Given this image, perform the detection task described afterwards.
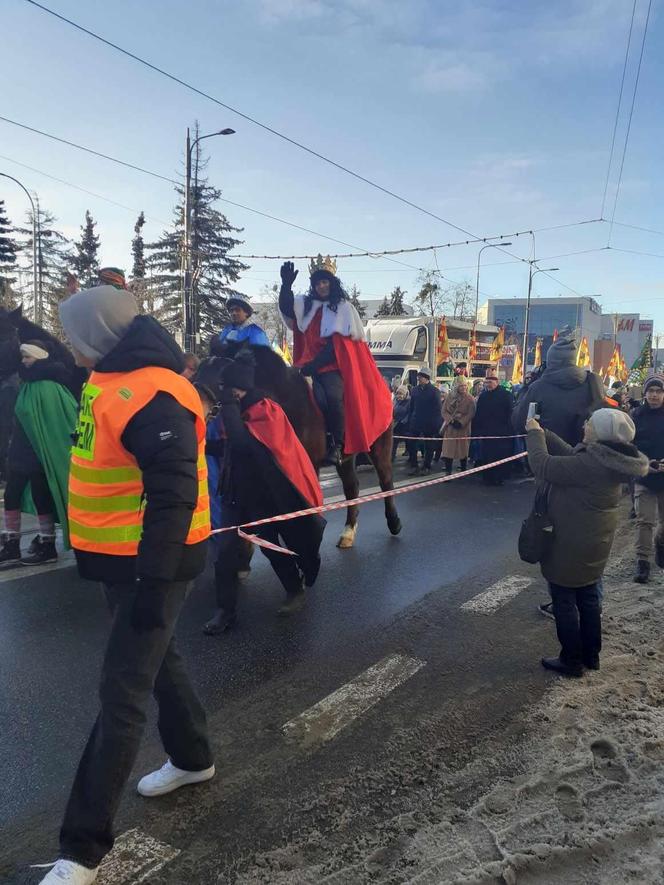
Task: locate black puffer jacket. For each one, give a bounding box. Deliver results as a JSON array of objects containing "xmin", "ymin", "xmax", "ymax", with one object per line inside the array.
[
  {"xmin": 632, "ymin": 403, "xmax": 664, "ymax": 491},
  {"xmin": 73, "ymin": 315, "xmax": 207, "ymax": 585}
]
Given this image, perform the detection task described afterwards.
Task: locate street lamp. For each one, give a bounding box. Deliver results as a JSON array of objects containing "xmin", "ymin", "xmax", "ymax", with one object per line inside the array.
[
  {"xmin": 474, "ymin": 241, "xmax": 512, "ymax": 325},
  {"xmin": 522, "ymin": 264, "xmax": 559, "ymax": 383},
  {"xmin": 0, "ymin": 172, "xmax": 40, "ymax": 322},
  {"xmin": 182, "ymin": 126, "xmax": 236, "ymax": 352},
  {"xmin": 471, "ymin": 241, "xmax": 512, "ymax": 376}
]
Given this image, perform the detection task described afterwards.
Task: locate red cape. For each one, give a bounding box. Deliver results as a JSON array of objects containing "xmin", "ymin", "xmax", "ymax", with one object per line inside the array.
[
  {"xmin": 244, "ymin": 398, "xmax": 323, "ymax": 508},
  {"xmin": 332, "ymin": 335, "xmax": 393, "ymax": 454}
]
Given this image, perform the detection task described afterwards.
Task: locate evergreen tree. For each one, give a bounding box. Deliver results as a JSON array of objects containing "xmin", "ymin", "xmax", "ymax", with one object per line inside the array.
[
  {"xmin": 16, "ymin": 206, "xmax": 73, "ymax": 332},
  {"xmin": 389, "ymin": 285, "xmax": 407, "ymax": 316},
  {"xmin": 375, "ymin": 296, "xmax": 391, "ymax": 317},
  {"xmin": 0, "ymin": 200, "xmax": 20, "ymax": 306},
  {"xmin": 146, "ymin": 131, "xmax": 247, "ymax": 343},
  {"xmin": 131, "ymin": 211, "xmax": 146, "ymax": 280},
  {"xmin": 348, "ymin": 283, "xmax": 366, "ymax": 319},
  {"xmin": 73, "ymin": 210, "xmax": 100, "ymax": 287}
]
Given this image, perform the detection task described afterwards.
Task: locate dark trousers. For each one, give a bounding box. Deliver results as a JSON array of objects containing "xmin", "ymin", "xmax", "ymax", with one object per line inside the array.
[
  {"xmin": 313, "ymin": 371, "xmax": 345, "ymax": 443},
  {"xmin": 215, "ymin": 506, "xmax": 303, "ymax": 614},
  {"xmin": 4, "ymin": 468, "xmax": 55, "ymax": 513},
  {"xmin": 60, "ymin": 582, "xmax": 212, "ymax": 868},
  {"xmin": 443, "ymin": 457, "xmax": 467, "ymax": 474},
  {"xmin": 408, "ymin": 433, "xmax": 436, "ymax": 469},
  {"xmin": 549, "ymin": 582, "xmax": 602, "ymax": 668}
]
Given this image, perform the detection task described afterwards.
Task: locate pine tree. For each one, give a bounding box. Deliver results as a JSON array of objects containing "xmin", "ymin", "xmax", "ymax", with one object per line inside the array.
[
  {"xmin": 0, "ymin": 200, "xmax": 20, "ymax": 307},
  {"xmin": 375, "ymin": 296, "xmax": 391, "ymax": 317},
  {"xmin": 389, "ymin": 285, "xmax": 407, "ymax": 316},
  {"xmin": 16, "ymin": 205, "xmax": 73, "ymax": 332},
  {"xmin": 73, "ymin": 210, "xmax": 100, "ymax": 287},
  {"xmin": 348, "ymin": 283, "xmax": 366, "ymax": 319},
  {"xmin": 146, "ymin": 131, "xmax": 247, "ymax": 344},
  {"xmin": 131, "ymin": 211, "xmax": 146, "ymax": 280}
]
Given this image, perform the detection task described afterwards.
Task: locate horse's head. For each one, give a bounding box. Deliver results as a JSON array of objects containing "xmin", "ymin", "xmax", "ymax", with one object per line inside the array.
[{"xmin": 0, "ymin": 307, "xmax": 23, "ymax": 379}]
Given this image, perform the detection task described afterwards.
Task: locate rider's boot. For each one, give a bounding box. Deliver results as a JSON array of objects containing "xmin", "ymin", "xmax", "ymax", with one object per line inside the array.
[{"xmin": 322, "ymin": 435, "xmax": 342, "ymax": 467}]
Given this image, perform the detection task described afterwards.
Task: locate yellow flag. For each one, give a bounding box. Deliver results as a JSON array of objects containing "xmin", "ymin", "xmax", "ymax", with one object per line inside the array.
[
  {"xmin": 606, "ymin": 345, "xmax": 621, "ymax": 378},
  {"xmin": 489, "ymin": 326, "xmax": 505, "ymax": 363},
  {"xmin": 512, "ymin": 348, "xmax": 523, "ymax": 383},
  {"xmin": 576, "ymin": 337, "xmax": 591, "ymax": 368},
  {"xmin": 534, "ymin": 338, "xmax": 542, "ymax": 368},
  {"xmin": 437, "ymin": 317, "xmax": 450, "ymax": 363},
  {"xmin": 282, "ymin": 338, "xmax": 293, "ymax": 366}
]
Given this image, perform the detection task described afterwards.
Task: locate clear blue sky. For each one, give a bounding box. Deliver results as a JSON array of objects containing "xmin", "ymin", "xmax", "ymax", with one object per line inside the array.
[{"xmin": 2, "ymin": 0, "xmax": 663, "ymax": 325}]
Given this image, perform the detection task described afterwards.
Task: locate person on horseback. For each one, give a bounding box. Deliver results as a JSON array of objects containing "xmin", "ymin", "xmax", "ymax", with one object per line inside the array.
[
  {"xmin": 279, "ymin": 255, "xmax": 392, "ymax": 466},
  {"xmin": 217, "ymin": 297, "xmax": 270, "ymax": 349},
  {"xmin": 204, "ymin": 352, "xmax": 325, "ymax": 634}
]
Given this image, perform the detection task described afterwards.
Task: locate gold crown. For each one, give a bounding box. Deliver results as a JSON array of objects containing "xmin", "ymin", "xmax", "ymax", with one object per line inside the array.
[{"xmin": 309, "ymin": 253, "xmax": 337, "ymax": 276}]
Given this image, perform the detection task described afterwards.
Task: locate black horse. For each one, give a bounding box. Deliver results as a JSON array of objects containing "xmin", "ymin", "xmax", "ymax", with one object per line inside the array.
[{"xmin": 197, "ymin": 342, "xmax": 401, "ymax": 547}]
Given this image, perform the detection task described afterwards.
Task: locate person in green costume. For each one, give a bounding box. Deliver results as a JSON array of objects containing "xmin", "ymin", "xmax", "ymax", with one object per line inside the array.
[{"xmin": 0, "ymin": 340, "xmax": 78, "ymax": 568}]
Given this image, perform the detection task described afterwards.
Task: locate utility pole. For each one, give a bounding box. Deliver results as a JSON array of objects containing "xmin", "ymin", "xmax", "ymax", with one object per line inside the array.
[
  {"xmin": 180, "ymin": 125, "xmax": 235, "ymax": 352},
  {"xmin": 522, "ymin": 263, "xmax": 558, "ymax": 384},
  {"xmin": 472, "ymin": 240, "xmax": 511, "ymax": 377},
  {"xmin": 0, "ymin": 173, "xmax": 38, "ymax": 318}
]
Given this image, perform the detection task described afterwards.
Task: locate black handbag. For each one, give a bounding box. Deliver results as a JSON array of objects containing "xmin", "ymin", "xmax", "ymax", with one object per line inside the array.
[{"xmin": 518, "ymin": 483, "xmax": 553, "ymax": 564}]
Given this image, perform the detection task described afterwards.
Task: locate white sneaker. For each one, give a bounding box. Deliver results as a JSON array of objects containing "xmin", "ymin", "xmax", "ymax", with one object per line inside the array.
[
  {"xmin": 137, "ymin": 759, "xmax": 215, "ymax": 797},
  {"xmin": 36, "ymin": 859, "xmax": 99, "ymax": 883}
]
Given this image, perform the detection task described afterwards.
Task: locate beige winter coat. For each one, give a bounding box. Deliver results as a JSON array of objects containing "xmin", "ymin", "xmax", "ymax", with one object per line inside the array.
[{"xmin": 442, "ymin": 391, "xmax": 476, "ymax": 460}]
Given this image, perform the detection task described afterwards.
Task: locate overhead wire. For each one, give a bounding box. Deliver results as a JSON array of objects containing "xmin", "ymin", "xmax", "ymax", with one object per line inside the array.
[
  {"xmin": 21, "ymin": 0, "xmax": 591, "ymax": 297},
  {"xmin": 600, "ymin": 0, "xmax": 637, "ymax": 218},
  {"xmin": 607, "ymin": 0, "xmax": 653, "ymax": 245}
]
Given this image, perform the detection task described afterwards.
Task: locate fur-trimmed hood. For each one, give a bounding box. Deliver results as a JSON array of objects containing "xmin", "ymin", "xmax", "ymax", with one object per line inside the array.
[{"xmin": 583, "ymin": 440, "xmax": 649, "ymax": 479}]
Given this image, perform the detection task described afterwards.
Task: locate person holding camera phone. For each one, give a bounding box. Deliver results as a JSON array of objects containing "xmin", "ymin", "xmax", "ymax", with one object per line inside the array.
[{"xmin": 631, "ymin": 376, "xmax": 664, "ymax": 583}]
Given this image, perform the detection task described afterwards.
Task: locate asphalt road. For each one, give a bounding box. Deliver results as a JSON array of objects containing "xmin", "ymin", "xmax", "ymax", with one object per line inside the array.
[{"xmin": 0, "ymin": 460, "xmax": 559, "ymax": 884}]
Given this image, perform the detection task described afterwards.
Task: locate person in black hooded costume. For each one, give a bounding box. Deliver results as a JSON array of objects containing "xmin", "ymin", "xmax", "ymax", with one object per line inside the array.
[{"xmin": 203, "ymin": 353, "xmax": 326, "ymax": 635}]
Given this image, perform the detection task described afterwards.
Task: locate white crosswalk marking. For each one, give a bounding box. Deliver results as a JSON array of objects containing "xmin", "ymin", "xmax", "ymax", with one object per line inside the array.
[
  {"xmin": 461, "ymin": 575, "xmax": 534, "ymax": 614},
  {"xmin": 282, "ymin": 653, "xmax": 425, "ymax": 748}
]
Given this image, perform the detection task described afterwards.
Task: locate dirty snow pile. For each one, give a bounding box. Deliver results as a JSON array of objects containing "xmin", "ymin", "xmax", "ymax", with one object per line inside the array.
[{"xmin": 236, "ymin": 546, "xmax": 664, "ymax": 884}]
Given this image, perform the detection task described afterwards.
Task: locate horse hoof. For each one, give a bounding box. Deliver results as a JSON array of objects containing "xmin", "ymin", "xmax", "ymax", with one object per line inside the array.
[
  {"xmin": 337, "ymin": 525, "xmax": 357, "ymax": 549},
  {"xmin": 388, "ymin": 517, "xmax": 402, "ymax": 536}
]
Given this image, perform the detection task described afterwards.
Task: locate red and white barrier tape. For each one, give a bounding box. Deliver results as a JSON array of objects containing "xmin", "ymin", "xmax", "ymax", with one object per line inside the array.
[
  {"xmin": 394, "ymin": 433, "xmax": 527, "ymax": 442},
  {"xmin": 211, "ymin": 451, "xmax": 527, "ymax": 552}
]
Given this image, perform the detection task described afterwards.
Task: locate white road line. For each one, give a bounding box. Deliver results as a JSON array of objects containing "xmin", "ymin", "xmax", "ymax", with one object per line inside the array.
[
  {"xmin": 282, "ymin": 653, "xmax": 425, "ymax": 748},
  {"xmin": 461, "ymin": 575, "xmax": 534, "ymax": 614},
  {"xmin": 96, "ymin": 828, "xmax": 180, "ymax": 884}
]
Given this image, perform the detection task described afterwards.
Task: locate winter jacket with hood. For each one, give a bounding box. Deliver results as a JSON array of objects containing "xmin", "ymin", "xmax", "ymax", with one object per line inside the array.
[
  {"xmin": 73, "ymin": 315, "xmax": 207, "ymax": 586},
  {"xmin": 527, "ymin": 428, "xmax": 649, "ymax": 587},
  {"xmin": 513, "ymin": 334, "xmax": 605, "ymax": 445}
]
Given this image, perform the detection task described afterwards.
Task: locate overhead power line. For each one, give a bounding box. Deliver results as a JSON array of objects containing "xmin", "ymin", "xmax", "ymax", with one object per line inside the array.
[
  {"xmin": 600, "ymin": 0, "xmax": 638, "ymax": 218},
  {"xmin": 21, "ymin": 0, "xmax": 590, "ymax": 298},
  {"xmin": 608, "ymin": 0, "xmax": 653, "ymax": 244}
]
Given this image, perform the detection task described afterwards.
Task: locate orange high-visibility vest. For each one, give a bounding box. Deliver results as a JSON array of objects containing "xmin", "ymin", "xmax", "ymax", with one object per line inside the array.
[{"xmin": 68, "ymin": 366, "xmax": 210, "ymax": 556}]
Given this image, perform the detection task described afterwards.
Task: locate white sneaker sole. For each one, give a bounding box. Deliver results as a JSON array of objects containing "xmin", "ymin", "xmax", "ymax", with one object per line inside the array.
[{"xmin": 137, "ymin": 765, "xmax": 215, "ymax": 797}]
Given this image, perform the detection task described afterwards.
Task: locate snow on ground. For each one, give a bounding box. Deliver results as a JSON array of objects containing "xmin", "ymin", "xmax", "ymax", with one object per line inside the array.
[{"xmin": 234, "ymin": 524, "xmax": 664, "ymax": 884}]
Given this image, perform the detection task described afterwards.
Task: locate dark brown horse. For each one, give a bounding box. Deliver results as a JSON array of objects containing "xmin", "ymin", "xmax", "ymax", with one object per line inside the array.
[{"xmin": 197, "ymin": 343, "xmax": 401, "ymax": 547}]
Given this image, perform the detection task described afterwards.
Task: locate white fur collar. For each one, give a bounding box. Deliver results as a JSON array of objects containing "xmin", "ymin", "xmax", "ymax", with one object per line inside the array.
[{"xmin": 282, "ymin": 297, "xmax": 365, "ymax": 341}]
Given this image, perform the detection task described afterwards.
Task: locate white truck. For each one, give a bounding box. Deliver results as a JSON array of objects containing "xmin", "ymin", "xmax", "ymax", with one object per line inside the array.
[{"xmin": 365, "ymin": 315, "xmax": 499, "ymax": 388}]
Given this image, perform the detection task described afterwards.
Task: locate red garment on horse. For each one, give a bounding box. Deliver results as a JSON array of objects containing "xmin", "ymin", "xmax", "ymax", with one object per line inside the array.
[
  {"xmin": 292, "ymin": 310, "xmax": 337, "ymax": 374},
  {"xmin": 244, "ymin": 398, "xmax": 323, "ymax": 508},
  {"xmin": 332, "ymin": 335, "xmax": 393, "ymax": 455}
]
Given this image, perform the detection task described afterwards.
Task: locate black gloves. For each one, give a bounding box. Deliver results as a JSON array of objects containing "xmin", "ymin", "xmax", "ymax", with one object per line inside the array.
[
  {"xmin": 300, "ymin": 362, "xmax": 315, "ymax": 377},
  {"xmin": 280, "ymin": 260, "xmax": 298, "ymax": 287},
  {"xmin": 131, "ymin": 579, "xmax": 169, "ymax": 633},
  {"xmin": 452, "ymin": 420, "xmax": 462, "ymax": 429}
]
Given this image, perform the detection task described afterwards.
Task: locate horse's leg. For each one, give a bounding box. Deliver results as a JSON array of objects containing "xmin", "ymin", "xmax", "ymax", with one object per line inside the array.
[
  {"xmin": 369, "ymin": 426, "xmax": 402, "ymax": 536},
  {"xmin": 336, "ymin": 455, "xmax": 359, "ymax": 548}
]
